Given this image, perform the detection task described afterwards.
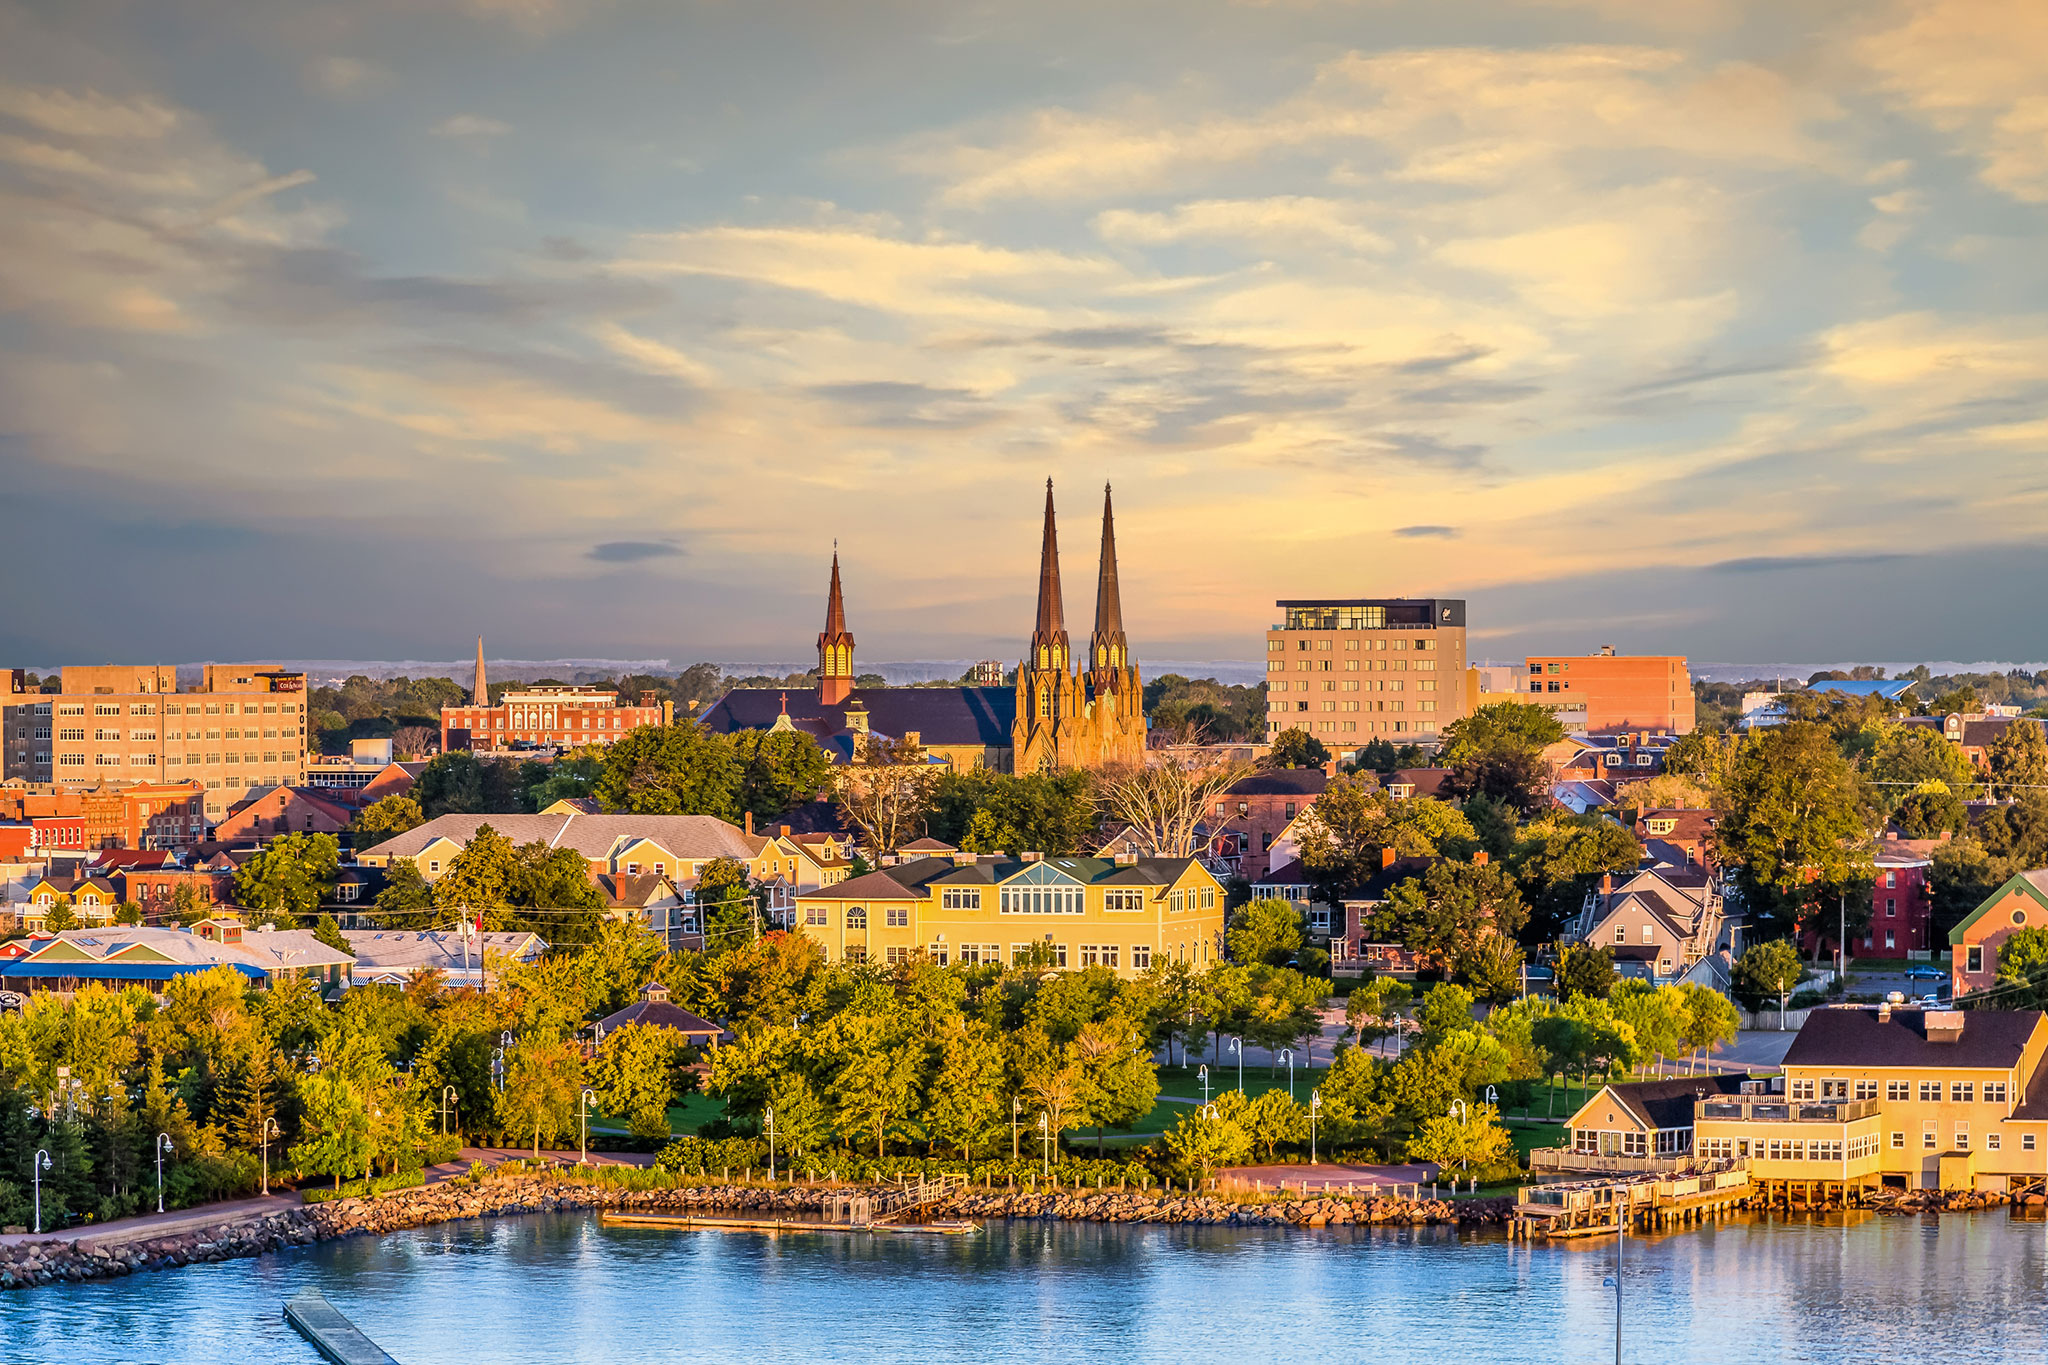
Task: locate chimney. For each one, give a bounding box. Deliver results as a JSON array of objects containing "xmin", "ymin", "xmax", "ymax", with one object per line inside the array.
[
  {"xmin": 780, "ymin": 825, "xmax": 791, "ymax": 837},
  {"xmin": 1472, "ymin": 851, "xmax": 1489, "ymax": 866},
  {"xmin": 1601, "ymin": 872, "xmax": 1613, "ymax": 895},
  {"xmin": 1022, "ymin": 851, "xmax": 1042, "ymax": 862},
  {"xmin": 1877, "ymin": 998, "xmax": 1892, "ymax": 1023},
  {"xmin": 1381, "ymin": 847, "xmax": 1397, "ymax": 870},
  {"xmin": 1115, "ymin": 851, "xmax": 1139, "ymax": 866},
  {"xmin": 1924, "ymin": 1010, "xmax": 1965, "ymax": 1042},
  {"xmin": 744, "ymin": 811, "xmax": 754, "ymax": 836}
]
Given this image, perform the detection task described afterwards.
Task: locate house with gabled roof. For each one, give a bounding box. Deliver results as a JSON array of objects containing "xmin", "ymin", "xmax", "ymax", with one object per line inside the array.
[
  {"xmin": 1570, "ymin": 863, "xmax": 1735, "ymax": 987},
  {"xmin": 17, "ymin": 874, "xmax": 122, "ymax": 931},
  {"xmin": 0, "ymin": 924, "xmax": 353, "ymax": 993}
]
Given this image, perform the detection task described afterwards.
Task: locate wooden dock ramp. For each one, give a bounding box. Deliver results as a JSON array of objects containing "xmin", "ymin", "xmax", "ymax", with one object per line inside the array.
[{"xmin": 284, "ymin": 1288, "xmax": 401, "ymax": 1365}]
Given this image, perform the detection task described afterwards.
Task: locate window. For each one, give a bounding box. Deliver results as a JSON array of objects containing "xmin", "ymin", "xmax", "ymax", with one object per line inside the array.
[
  {"xmin": 1855, "ymin": 1080, "xmax": 1879, "ymax": 1100},
  {"xmin": 1614, "ymin": 924, "xmax": 1626, "ymax": 943},
  {"xmin": 627, "ymin": 862, "xmax": 640, "ymax": 875},
  {"xmin": 845, "ymin": 907, "xmax": 867, "ymax": 929},
  {"xmin": 885, "ymin": 946, "xmax": 911, "ymax": 965},
  {"xmin": 1642, "ymin": 924, "xmax": 1654, "ymax": 943},
  {"xmin": 1886, "ymin": 899, "xmax": 1896, "ymax": 916},
  {"xmin": 1890, "ymin": 1131, "xmax": 1904, "ymax": 1149},
  {"xmin": 1132, "ymin": 944, "xmax": 1151, "ymax": 970},
  {"xmin": 2027, "ymin": 1134, "xmax": 2038, "ymax": 1152},
  {"xmin": 1790, "ymin": 1079, "xmax": 1816, "ymax": 1100},
  {"xmin": 1987, "ymin": 1132, "xmax": 2001, "ymax": 1151},
  {"xmin": 1952, "ymin": 1082, "xmax": 1974, "ymax": 1102},
  {"xmin": 1821, "ymin": 1079, "xmax": 1848, "ymax": 1099},
  {"xmin": 806, "ymin": 906, "xmax": 827, "ymax": 925},
  {"xmin": 1098, "ymin": 945, "xmax": 1119, "ymax": 968},
  {"xmin": 1922, "ymin": 1126, "xmax": 1936, "ymax": 1149},
  {"xmin": 1918, "ymin": 1081, "xmax": 1940, "ymax": 1102},
  {"xmin": 928, "ymin": 943, "xmax": 948, "ymax": 966},
  {"xmin": 886, "ymin": 906, "xmax": 909, "ymax": 927},
  {"xmin": 1986, "ymin": 1082, "xmax": 2008, "ymax": 1104},
  {"xmin": 843, "ymin": 946, "xmax": 867, "ymax": 964},
  {"xmin": 941, "ymin": 887, "xmax": 980, "ymax": 911},
  {"xmin": 1955, "ymin": 1127, "xmax": 1969, "ymax": 1151},
  {"xmin": 1967, "ymin": 945, "xmax": 1983, "ymax": 973}
]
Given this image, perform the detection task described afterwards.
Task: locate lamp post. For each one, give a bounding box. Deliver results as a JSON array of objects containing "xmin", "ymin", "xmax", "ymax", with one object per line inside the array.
[
  {"xmin": 1603, "ymin": 1200, "xmax": 1625, "ymax": 1365},
  {"xmin": 1196, "ymin": 1064, "xmax": 1210, "ymax": 1107},
  {"xmin": 261, "ymin": 1117, "xmax": 280, "ymax": 1197},
  {"xmin": 1309, "ymin": 1090, "xmax": 1322, "ymax": 1165},
  {"xmin": 32, "ymin": 1149, "xmax": 51, "ymax": 1234},
  {"xmin": 1038, "ymin": 1112, "xmax": 1050, "ymax": 1175},
  {"xmin": 765, "ymin": 1106, "xmax": 777, "ymax": 1182},
  {"xmin": 156, "ymin": 1132, "xmax": 174, "ymax": 1213},
  {"xmin": 1012, "ymin": 1096, "xmax": 1022, "ymax": 1162},
  {"xmin": 579, "ymin": 1089, "xmax": 597, "ymax": 1164},
  {"xmin": 441, "ymin": 1085, "xmax": 458, "ymax": 1136},
  {"xmin": 1228, "ymin": 1036, "xmax": 1243, "ymax": 1093},
  {"xmin": 492, "ymin": 1047, "xmax": 506, "ymax": 1092},
  {"xmin": 1279, "ymin": 1048, "xmax": 1296, "ymax": 1102}
]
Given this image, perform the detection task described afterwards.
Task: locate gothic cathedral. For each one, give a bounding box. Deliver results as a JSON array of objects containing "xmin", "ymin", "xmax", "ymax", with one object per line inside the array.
[{"xmin": 1011, "ymin": 481, "xmax": 1147, "ymax": 771}]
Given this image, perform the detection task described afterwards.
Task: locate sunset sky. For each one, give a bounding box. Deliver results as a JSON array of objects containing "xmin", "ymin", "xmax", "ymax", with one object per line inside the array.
[{"xmin": 2, "ymin": 0, "xmax": 2045, "ymax": 669}]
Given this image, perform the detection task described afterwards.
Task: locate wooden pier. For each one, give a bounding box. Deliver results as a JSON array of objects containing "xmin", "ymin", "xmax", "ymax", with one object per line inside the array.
[{"xmin": 1511, "ymin": 1160, "xmax": 1751, "ymax": 1240}]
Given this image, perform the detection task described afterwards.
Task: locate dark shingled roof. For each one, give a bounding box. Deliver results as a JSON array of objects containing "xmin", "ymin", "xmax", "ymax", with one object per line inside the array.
[
  {"xmin": 595, "ymin": 998, "xmax": 723, "ymax": 1041},
  {"xmin": 697, "ymin": 687, "xmax": 1016, "ymax": 749},
  {"xmin": 1227, "ymin": 769, "xmax": 1330, "ymax": 797},
  {"xmin": 1336, "ymin": 855, "xmax": 1438, "ymax": 903},
  {"xmin": 1588, "ymin": 1074, "xmax": 1753, "ymax": 1131},
  {"xmin": 1783, "ymin": 1007, "xmax": 2042, "ymax": 1071}
]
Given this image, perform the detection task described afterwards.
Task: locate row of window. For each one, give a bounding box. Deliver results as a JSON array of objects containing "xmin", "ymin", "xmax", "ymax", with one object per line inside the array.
[
  {"xmin": 1276, "ymin": 629, "xmax": 1439, "ymax": 649},
  {"xmin": 1283, "ymin": 720, "xmax": 1438, "ymax": 734},
  {"xmin": 1271, "ymin": 680, "xmax": 1435, "ymax": 693},
  {"xmin": 848, "ymin": 942, "xmax": 1166, "ymax": 971},
  {"xmin": 1792, "ymin": 1078, "xmax": 2010, "ymax": 1104},
  {"xmin": 1271, "ymin": 658, "xmax": 1439, "ymax": 674},
  {"xmin": 55, "ymin": 701, "xmax": 295, "ymax": 717}
]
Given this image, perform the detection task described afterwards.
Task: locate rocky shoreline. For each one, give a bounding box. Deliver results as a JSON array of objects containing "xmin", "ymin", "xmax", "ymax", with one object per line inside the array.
[{"xmin": 1, "ymin": 1174, "xmax": 2036, "ymax": 1292}]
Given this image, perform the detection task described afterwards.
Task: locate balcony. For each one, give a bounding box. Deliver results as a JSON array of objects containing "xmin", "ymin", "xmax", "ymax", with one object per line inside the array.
[
  {"xmin": 1696, "ymin": 1097, "xmax": 1880, "ymax": 1123},
  {"xmin": 1530, "ymin": 1149, "xmax": 1717, "ymax": 1177}
]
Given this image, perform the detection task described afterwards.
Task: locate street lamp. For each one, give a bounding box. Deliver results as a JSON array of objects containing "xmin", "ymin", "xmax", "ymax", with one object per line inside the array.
[
  {"xmin": 1309, "ymin": 1090, "xmax": 1322, "ymax": 1165},
  {"xmin": 441, "ymin": 1085, "xmax": 458, "ymax": 1136},
  {"xmin": 1012, "ymin": 1096, "xmax": 1022, "ymax": 1162},
  {"xmin": 1228, "ymin": 1036, "xmax": 1243, "ymax": 1093},
  {"xmin": 1603, "ymin": 1201, "xmax": 1626, "ymax": 1365},
  {"xmin": 1448, "ymin": 1100, "xmax": 1469, "ymax": 1185},
  {"xmin": 1038, "ymin": 1112, "xmax": 1051, "ymax": 1175},
  {"xmin": 765, "ymin": 1106, "xmax": 777, "ymax": 1182},
  {"xmin": 1279, "ymin": 1048, "xmax": 1296, "ymax": 1102},
  {"xmin": 156, "ymin": 1132, "xmax": 174, "ymax": 1213},
  {"xmin": 1196, "ymin": 1064, "xmax": 1211, "ymax": 1107},
  {"xmin": 492, "ymin": 1047, "xmax": 506, "ymax": 1092},
  {"xmin": 31, "ymin": 1149, "xmax": 51, "ymax": 1234},
  {"xmin": 579, "ymin": 1089, "xmax": 597, "ymax": 1164},
  {"xmin": 260, "ymin": 1117, "xmax": 280, "ymax": 1197}
]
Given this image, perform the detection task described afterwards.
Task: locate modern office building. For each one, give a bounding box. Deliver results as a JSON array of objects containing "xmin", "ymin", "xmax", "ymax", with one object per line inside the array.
[{"xmin": 1264, "ymin": 598, "xmax": 1467, "ymax": 749}]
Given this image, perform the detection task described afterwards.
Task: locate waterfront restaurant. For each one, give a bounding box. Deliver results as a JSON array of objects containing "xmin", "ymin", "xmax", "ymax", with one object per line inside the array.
[{"xmin": 1544, "ymin": 1075, "xmax": 1758, "ymax": 1174}]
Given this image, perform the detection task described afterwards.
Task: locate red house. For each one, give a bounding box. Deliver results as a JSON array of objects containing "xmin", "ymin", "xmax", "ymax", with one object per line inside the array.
[{"xmin": 1800, "ymin": 837, "xmax": 1940, "ymax": 960}]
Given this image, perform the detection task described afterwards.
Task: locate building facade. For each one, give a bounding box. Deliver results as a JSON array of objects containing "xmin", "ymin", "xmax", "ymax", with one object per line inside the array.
[
  {"xmin": 1265, "ymin": 598, "xmax": 1466, "ymax": 752},
  {"xmin": 793, "ymin": 852, "xmax": 1227, "ymax": 976},
  {"xmin": 8, "ymin": 666, "xmax": 308, "ymax": 822},
  {"xmin": 1950, "ymin": 870, "xmax": 2048, "ymax": 998},
  {"xmin": 441, "ymin": 685, "xmax": 668, "ymax": 754},
  {"xmin": 1522, "ymin": 648, "xmax": 1695, "ymax": 735}
]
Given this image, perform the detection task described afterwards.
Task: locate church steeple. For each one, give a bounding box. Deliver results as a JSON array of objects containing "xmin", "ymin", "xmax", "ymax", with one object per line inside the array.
[
  {"xmin": 1027, "ymin": 479, "xmax": 1069, "ymax": 672},
  {"xmin": 472, "ymin": 637, "xmax": 488, "ymax": 706},
  {"xmin": 1089, "ymin": 483, "xmax": 1128, "ymax": 677},
  {"xmin": 818, "ymin": 548, "xmax": 856, "ymax": 706}
]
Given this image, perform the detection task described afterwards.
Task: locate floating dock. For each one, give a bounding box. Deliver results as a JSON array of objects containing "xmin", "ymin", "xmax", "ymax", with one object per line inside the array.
[
  {"xmin": 284, "ymin": 1288, "xmax": 401, "ymax": 1365},
  {"xmin": 600, "ymin": 1211, "xmax": 980, "ymax": 1236}
]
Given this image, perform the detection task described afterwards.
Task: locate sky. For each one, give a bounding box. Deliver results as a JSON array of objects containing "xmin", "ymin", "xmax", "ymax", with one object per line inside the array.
[{"xmin": 2, "ymin": 0, "xmax": 2045, "ymax": 671}]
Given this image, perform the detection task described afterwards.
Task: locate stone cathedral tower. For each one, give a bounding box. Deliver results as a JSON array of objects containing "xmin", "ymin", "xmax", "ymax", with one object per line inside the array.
[{"xmin": 1011, "ymin": 481, "xmax": 1146, "ymax": 772}]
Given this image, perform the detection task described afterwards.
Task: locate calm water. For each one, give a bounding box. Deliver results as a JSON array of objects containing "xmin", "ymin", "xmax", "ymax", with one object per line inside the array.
[{"xmin": 4, "ymin": 1210, "xmax": 2047, "ymax": 1364}]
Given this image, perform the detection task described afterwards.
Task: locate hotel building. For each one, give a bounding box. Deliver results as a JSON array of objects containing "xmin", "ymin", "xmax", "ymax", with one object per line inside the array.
[{"xmin": 1265, "ymin": 598, "xmax": 1467, "ymax": 750}]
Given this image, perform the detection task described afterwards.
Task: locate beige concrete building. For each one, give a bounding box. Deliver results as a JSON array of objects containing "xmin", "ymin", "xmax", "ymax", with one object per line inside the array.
[
  {"xmin": 1265, "ymin": 598, "xmax": 1467, "ymax": 754},
  {"xmin": 7, "ymin": 665, "xmax": 309, "ymax": 822}
]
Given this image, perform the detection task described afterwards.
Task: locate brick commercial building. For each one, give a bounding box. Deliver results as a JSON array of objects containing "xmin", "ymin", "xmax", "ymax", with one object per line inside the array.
[
  {"xmin": 439, "ymin": 641, "xmax": 669, "ymax": 755},
  {"xmin": 1523, "ymin": 648, "xmax": 1695, "ymax": 735},
  {"xmin": 1265, "ymin": 598, "xmax": 1467, "ymax": 753},
  {"xmin": 6, "ymin": 665, "xmax": 310, "ymax": 823}
]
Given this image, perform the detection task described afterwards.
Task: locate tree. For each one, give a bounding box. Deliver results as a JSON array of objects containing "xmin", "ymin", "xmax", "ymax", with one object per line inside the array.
[
  {"xmin": 1160, "ymin": 1095, "xmax": 1252, "ymax": 1178},
  {"xmin": 1345, "ymin": 976, "xmax": 1411, "ymax": 1049},
  {"xmin": 823, "ymin": 1012, "xmax": 925, "ymax": 1157},
  {"xmin": 1437, "ymin": 701, "xmax": 1567, "ymax": 766},
  {"xmin": 113, "ymin": 900, "xmax": 145, "ymax": 926},
  {"xmin": 1239, "ymin": 1088, "xmax": 1307, "ymax": 1161},
  {"xmin": 1265, "ymin": 729, "xmax": 1330, "ymax": 770},
  {"xmin": 1867, "ymin": 724, "xmax": 1979, "ymax": 807},
  {"xmin": 1415, "ymin": 981, "xmax": 1478, "ymax": 1039},
  {"xmin": 928, "ymin": 769, "xmax": 1097, "ymax": 857},
  {"xmin": 1294, "ymin": 777, "xmax": 1476, "ymax": 899},
  {"xmin": 1611, "ymin": 774, "xmax": 1717, "ymax": 812},
  {"xmin": 730, "ymin": 729, "xmax": 834, "ymax": 823},
  {"xmin": 1661, "ymin": 730, "xmax": 1733, "ymax": 793},
  {"xmin": 1556, "ymin": 943, "xmax": 1617, "ymax": 1001},
  {"xmin": 1510, "ymin": 815, "xmax": 1643, "ymax": 942},
  {"xmin": 234, "ymin": 833, "xmax": 341, "ymax": 929},
  {"xmin": 1674, "ymin": 983, "xmax": 1741, "ymax": 1073},
  {"xmin": 1459, "ymin": 935, "xmax": 1525, "ymax": 1005},
  {"xmin": 834, "ymin": 733, "xmax": 941, "ymax": 855},
  {"xmin": 313, "ymin": 914, "xmax": 354, "ymax": 956},
  {"xmin": 1894, "ymin": 785, "xmax": 1968, "ymax": 838},
  {"xmin": 1719, "ymin": 723, "xmax": 1874, "ymax": 939},
  {"xmin": 1443, "ymin": 745, "xmax": 1554, "ymax": 816},
  {"xmin": 1407, "ymin": 1103, "xmax": 1513, "ymax": 1175},
  {"xmin": 1093, "ymin": 754, "xmax": 1253, "ymax": 859},
  {"xmin": 374, "ymin": 859, "xmax": 437, "ymax": 929},
  {"xmin": 594, "ymin": 723, "xmax": 742, "ymax": 820},
  {"xmin": 432, "ymin": 825, "xmax": 516, "ymax": 920},
  {"xmin": 1226, "ymin": 898, "xmax": 1304, "ymax": 966},
  {"xmin": 1609, "ymin": 981, "xmax": 1684, "ymax": 1076},
  {"xmin": 501, "ymin": 1039, "xmax": 584, "ymax": 1157},
  {"xmin": 170, "ymin": 882, "xmax": 209, "ymax": 927},
  {"xmin": 352, "ymin": 795, "xmax": 425, "ymax": 851},
  {"xmin": 1368, "ymin": 862, "xmax": 1527, "ymax": 971},
  {"xmin": 924, "ymin": 1017, "xmax": 1007, "ymax": 1158},
  {"xmin": 1070, "ymin": 1018, "xmax": 1159, "ymax": 1154},
  {"xmin": 1987, "ymin": 721, "xmax": 2048, "ymax": 800},
  {"xmin": 590, "ymin": 1022, "xmax": 684, "ymax": 1140},
  {"xmin": 695, "ymin": 856, "xmax": 762, "ymax": 953},
  {"xmin": 1731, "ymin": 939, "xmax": 1804, "ymax": 1017},
  {"xmin": 413, "ymin": 751, "xmax": 523, "ymax": 817},
  {"xmin": 291, "ymin": 1066, "xmax": 374, "ymax": 1190},
  {"xmin": 43, "ymin": 897, "xmax": 80, "ymax": 932}
]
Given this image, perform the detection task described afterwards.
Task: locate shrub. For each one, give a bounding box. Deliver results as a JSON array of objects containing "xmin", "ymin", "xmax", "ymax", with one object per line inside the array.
[{"xmin": 302, "ymin": 1168, "xmax": 429, "ymax": 1204}]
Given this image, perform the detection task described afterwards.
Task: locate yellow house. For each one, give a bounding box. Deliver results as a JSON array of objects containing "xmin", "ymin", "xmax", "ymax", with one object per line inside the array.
[{"xmin": 793, "ymin": 852, "xmax": 1228, "ymax": 975}]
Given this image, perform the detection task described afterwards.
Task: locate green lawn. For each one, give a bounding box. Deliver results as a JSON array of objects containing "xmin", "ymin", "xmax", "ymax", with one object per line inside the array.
[{"xmin": 1154, "ymin": 1063, "xmax": 1329, "ymax": 1106}]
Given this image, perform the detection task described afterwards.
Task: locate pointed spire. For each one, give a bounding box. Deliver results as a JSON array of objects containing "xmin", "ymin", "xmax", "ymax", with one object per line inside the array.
[
  {"xmin": 472, "ymin": 638, "xmax": 488, "ymax": 706},
  {"xmin": 818, "ymin": 549, "xmax": 856, "ymax": 706},
  {"xmin": 1028, "ymin": 478, "xmax": 1068, "ymax": 671},
  {"xmin": 1090, "ymin": 482, "xmax": 1128, "ymax": 676}
]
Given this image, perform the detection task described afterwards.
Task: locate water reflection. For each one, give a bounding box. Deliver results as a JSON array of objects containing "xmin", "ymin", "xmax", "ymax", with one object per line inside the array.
[{"xmin": 3, "ymin": 1210, "xmax": 2044, "ymax": 1364}]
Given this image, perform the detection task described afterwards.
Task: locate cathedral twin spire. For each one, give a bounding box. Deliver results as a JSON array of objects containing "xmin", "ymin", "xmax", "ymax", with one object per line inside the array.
[{"xmin": 818, "ymin": 548, "xmax": 856, "ymax": 706}]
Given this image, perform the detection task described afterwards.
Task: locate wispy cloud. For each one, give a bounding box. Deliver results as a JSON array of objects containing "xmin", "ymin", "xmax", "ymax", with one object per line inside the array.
[{"xmin": 588, "ymin": 540, "xmax": 683, "ymax": 563}]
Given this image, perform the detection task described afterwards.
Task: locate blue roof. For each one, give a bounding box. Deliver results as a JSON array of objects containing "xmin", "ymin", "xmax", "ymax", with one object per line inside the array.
[
  {"xmin": 1807, "ymin": 679, "xmax": 1917, "ymax": 700},
  {"xmin": 0, "ymin": 961, "xmax": 268, "ymax": 983}
]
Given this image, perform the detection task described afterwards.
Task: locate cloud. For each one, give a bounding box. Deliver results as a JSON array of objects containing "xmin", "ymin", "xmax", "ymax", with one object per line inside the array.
[
  {"xmin": 1394, "ymin": 524, "xmax": 1458, "ymax": 538},
  {"xmin": 1095, "ymin": 197, "xmax": 1392, "ymax": 253},
  {"xmin": 1708, "ymin": 553, "xmax": 1911, "ymax": 574},
  {"xmin": 433, "ymin": 115, "xmax": 512, "ymax": 139},
  {"xmin": 588, "ymin": 540, "xmax": 683, "ymax": 563},
  {"xmin": 306, "ymin": 57, "xmax": 391, "ymax": 97},
  {"xmin": 1857, "ymin": 0, "xmax": 2048, "ymax": 202}
]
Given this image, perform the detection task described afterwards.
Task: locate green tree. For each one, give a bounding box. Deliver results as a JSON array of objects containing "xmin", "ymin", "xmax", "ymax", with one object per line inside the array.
[
  {"xmin": 1369, "ymin": 861, "xmax": 1528, "ymax": 970},
  {"xmin": 351, "ymin": 795, "xmax": 426, "ymax": 851},
  {"xmin": 924, "ymin": 1017, "xmax": 1008, "ymax": 1159},
  {"xmin": 1993, "ymin": 926, "xmax": 2048, "ymax": 985},
  {"xmin": 1161, "ymin": 1094, "xmax": 1253, "ymax": 1178},
  {"xmin": 1265, "ymin": 729, "xmax": 1330, "ymax": 769},
  {"xmin": 1226, "ymin": 898, "xmax": 1305, "ymax": 966},
  {"xmin": 1674, "ymin": 982, "xmax": 1741, "ymax": 1073},
  {"xmin": 594, "ymin": 723, "xmax": 742, "ymax": 819},
  {"xmin": 1987, "ymin": 721, "xmax": 2048, "ymax": 800},
  {"xmin": 694, "ymin": 856, "xmax": 762, "ymax": 953},
  {"xmin": 1731, "ymin": 939, "xmax": 1804, "ymax": 1017},
  {"xmin": 1294, "ymin": 777, "xmax": 1476, "ymax": 900},
  {"xmin": 1720, "ymin": 723, "xmax": 1874, "ymax": 938},
  {"xmin": 1510, "ymin": 814, "xmax": 1644, "ymax": 941},
  {"xmin": 290, "ymin": 1067, "xmax": 374, "ymax": 1190},
  {"xmin": 928, "ymin": 769, "xmax": 1097, "ymax": 856},
  {"xmin": 1894, "ymin": 785, "xmax": 1968, "ymax": 838},
  {"xmin": 1415, "ymin": 982, "xmax": 1478, "ymax": 1039},
  {"xmin": 501, "ymin": 1038, "xmax": 584, "ymax": 1157},
  {"xmin": 1443, "ymin": 745, "xmax": 1554, "ymax": 816},
  {"xmin": 170, "ymin": 882, "xmax": 209, "ymax": 927},
  {"xmin": 113, "ymin": 900, "xmax": 145, "ymax": 926},
  {"xmin": 1556, "ymin": 943, "xmax": 1617, "ymax": 1001},
  {"xmin": 1459, "ymin": 935, "xmax": 1525, "ymax": 1005},
  {"xmin": 1407, "ymin": 1102, "xmax": 1513, "ymax": 1175},
  {"xmin": 1661, "ymin": 729, "xmax": 1733, "ymax": 792},
  {"xmin": 1437, "ymin": 701, "xmax": 1567, "ymax": 766},
  {"xmin": 312, "ymin": 913, "xmax": 353, "ymax": 956},
  {"xmin": 373, "ymin": 859, "xmax": 437, "ymax": 929},
  {"xmin": 43, "ymin": 897, "xmax": 80, "ymax": 932},
  {"xmin": 432, "ymin": 825, "xmax": 516, "ymax": 920},
  {"xmin": 590, "ymin": 1022, "xmax": 684, "ymax": 1140},
  {"xmin": 730, "ymin": 729, "xmax": 833, "ymax": 823},
  {"xmin": 1070, "ymin": 1017, "xmax": 1159, "ymax": 1154},
  {"xmin": 1609, "ymin": 981, "xmax": 1684, "ymax": 1076},
  {"xmin": 523, "ymin": 747, "xmax": 607, "ymax": 812},
  {"xmin": 233, "ymin": 833, "xmax": 341, "ymax": 929},
  {"xmin": 1239, "ymin": 1088, "xmax": 1307, "ymax": 1160},
  {"xmin": 1867, "ymin": 724, "xmax": 1979, "ymax": 807},
  {"xmin": 1344, "ymin": 976, "xmax": 1411, "ymax": 1049},
  {"xmin": 822, "ymin": 1012, "xmax": 925, "ymax": 1157},
  {"xmin": 412, "ymin": 751, "xmax": 524, "ymax": 817}
]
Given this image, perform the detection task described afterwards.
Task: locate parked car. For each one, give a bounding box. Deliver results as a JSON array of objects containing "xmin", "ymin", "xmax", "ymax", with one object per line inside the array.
[{"xmin": 1902, "ymin": 964, "xmax": 1945, "ymax": 980}]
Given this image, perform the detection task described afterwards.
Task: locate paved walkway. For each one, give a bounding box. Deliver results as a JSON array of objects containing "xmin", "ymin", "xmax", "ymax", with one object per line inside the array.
[{"xmin": 0, "ymin": 1191, "xmax": 302, "ymax": 1249}]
